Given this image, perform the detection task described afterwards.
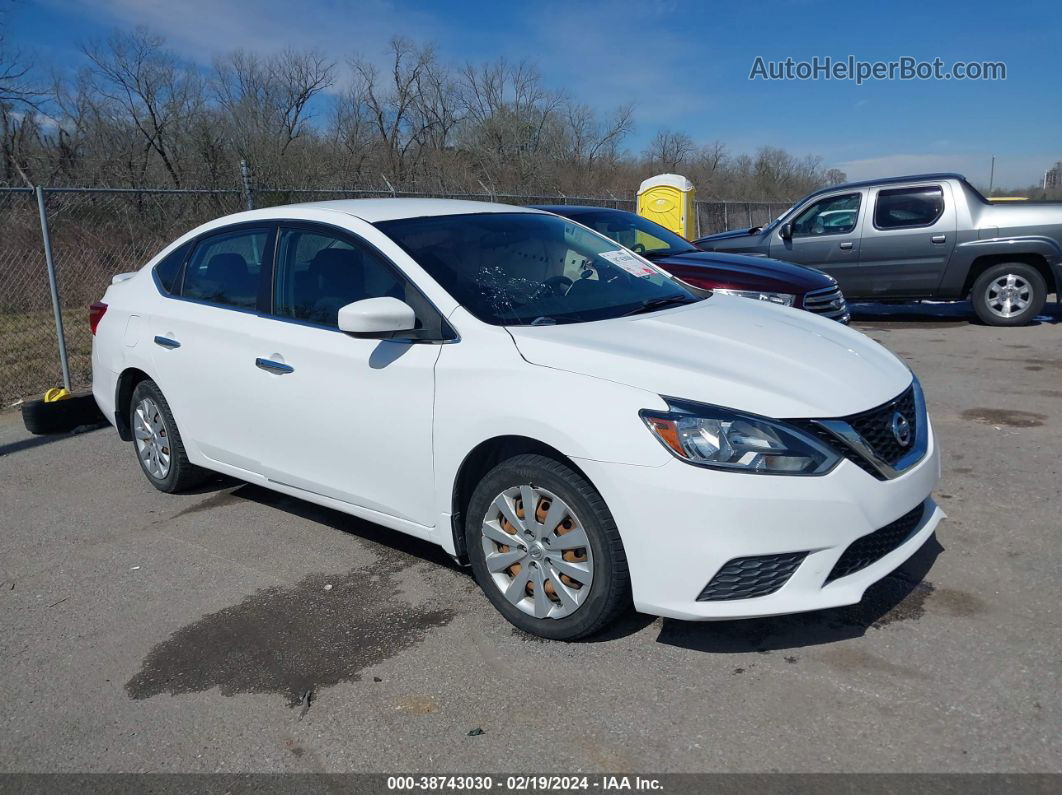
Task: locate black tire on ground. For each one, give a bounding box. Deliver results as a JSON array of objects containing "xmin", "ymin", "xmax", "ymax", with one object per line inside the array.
[
  {"xmin": 129, "ymin": 379, "xmax": 209, "ymax": 493},
  {"xmin": 970, "ymin": 262, "xmax": 1047, "ymax": 326},
  {"xmin": 465, "ymin": 453, "xmax": 631, "ymax": 641},
  {"xmin": 21, "ymin": 392, "xmax": 105, "ymax": 435}
]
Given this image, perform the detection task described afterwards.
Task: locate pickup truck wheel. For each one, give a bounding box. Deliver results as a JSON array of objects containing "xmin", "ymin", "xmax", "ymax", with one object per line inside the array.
[{"xmin": 971, "ymin": 263, "xmax": 1047, "ymax": 326}]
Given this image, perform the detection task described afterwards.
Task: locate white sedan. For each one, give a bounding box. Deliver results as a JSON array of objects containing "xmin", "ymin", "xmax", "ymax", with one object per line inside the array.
[{"xmin": 90, "ymin": 199, "xmax": 943, "ymax": 640}]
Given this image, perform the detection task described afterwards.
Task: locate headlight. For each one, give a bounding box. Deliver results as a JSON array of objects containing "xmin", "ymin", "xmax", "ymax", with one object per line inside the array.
[
  {"xmin": 640, "ymin": 400, "xmax": 840, "ymax": 475},
  {"xmin": 713, "ymin": 289, "xmax": 795, "ymax": 307}
]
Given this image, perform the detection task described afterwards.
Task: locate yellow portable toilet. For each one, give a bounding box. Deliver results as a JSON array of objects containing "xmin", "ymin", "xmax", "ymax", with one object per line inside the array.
[{"xmin": 637, "ymin": 174, "xmax": 697, "ymax": 239}]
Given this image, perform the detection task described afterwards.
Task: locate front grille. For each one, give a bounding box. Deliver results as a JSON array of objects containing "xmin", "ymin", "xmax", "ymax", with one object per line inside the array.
[
  {"xmin": 697, "ymin": 551, "xmax": 807, "ymax": 601},
  {"xmin": 791, "ymin": 420, "xmax": 883, "ymax": 478},
  {"xmin": 790, "ymin": 384, "xmax": 920, "ymax": 480},
  {"xmin": 825, "ymin": 503, "xmax": 926, "ymax": 583},
  {"xmin": 846, "ymin": 386, "xmax": 917, "ymax": 466},
  {"xmin": 802, "ymin": 284, "xmax": 849, "ymax": 321}
]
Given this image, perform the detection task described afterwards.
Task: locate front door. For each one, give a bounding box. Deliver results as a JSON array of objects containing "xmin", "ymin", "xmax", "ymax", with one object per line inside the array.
[
  {"xmin": 769, "ymin": 191, "xmax": 864, "ymax": 291},
  {"xmin": 245, "ymin": 222, "xmax": 442, "ymax": 527}
]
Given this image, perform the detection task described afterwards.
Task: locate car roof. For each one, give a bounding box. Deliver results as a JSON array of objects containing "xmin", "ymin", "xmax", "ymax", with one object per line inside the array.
[
  {"xmin": 801, "ymin": 173, "xmax": 969, "ymax": 202},
  {"xmin": 531, "ymin": 204, "xmax": 625, "ymax": 215},
  {"xmin": 281, "ymin": 198, "xmax": 544, "ymax": 223}
]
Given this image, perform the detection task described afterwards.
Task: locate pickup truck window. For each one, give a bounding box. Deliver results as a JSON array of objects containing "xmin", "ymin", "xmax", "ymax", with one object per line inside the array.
[
  {"xmin": 874, "ymin": 186, "xmax": 944, "ymax": 230},
  {"xmin": 791, "ymin": 193, "xmax": 860, "ymax": 237}
]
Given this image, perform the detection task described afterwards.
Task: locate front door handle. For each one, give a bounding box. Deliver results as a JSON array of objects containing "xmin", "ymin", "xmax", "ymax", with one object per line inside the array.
[
  {"xmin": 154, "ymin": 336, "xmax": 180, "ymax": 349},
  {"xmin": 931, "ymin": 234, "xmax": 947, "ymax": 244},
  {"xmin": 255, "ymin": 358, "xmax": 294, "ymax": 374},
  {"xmin": 839, "ymin": 241, "xmax": 853, "ymax": 250}
]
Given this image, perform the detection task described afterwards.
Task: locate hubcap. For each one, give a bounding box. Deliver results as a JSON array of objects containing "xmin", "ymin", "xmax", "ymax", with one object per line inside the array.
[
  {"xmin": 133, "ymin": 397, "xmax": 171, "ymax": 479},
  {"xmin": 480, "ymin": 485, "xmax": 594, "ymax": 620},
  {"xmin": 985, "ymin": 274, "xmax": 1031, "ymax": 318}
]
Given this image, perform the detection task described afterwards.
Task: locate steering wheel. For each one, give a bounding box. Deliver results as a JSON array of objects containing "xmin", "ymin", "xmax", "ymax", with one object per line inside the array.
[
  {"xmin": 630, "ymin": 243, "xmax": 646, "ymax": 254},
  {"xmin": 539, "ymin": 275, "xmax": 573, "ymax": 297}
]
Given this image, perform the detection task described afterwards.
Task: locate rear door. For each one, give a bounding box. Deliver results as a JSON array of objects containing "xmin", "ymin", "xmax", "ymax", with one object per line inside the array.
[
  {"xmin": 769, "ymin": 191, "xmax": 864, "ymax": 289},
  {"xmin": 148, "ymin": 223, "xmax": 275, "ymax": 473},
  {"xmin": 854, "ymin": 183, "xmax": 957, "ymax": 297}
]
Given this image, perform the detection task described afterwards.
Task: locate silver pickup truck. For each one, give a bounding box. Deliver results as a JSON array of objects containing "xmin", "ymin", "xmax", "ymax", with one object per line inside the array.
[{"xmin": 695, "ymin": 173, "xmax": 1062, "ymax": 326}]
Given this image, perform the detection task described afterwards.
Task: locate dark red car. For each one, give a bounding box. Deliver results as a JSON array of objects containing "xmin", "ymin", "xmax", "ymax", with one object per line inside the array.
[{"xmin": 535, "ymin": 205, "xmax": 849, "ymax": 323}]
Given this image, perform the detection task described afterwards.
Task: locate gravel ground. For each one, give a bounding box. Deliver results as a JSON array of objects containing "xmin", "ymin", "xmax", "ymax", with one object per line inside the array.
[{"xmin": 1, "ymin": 301, "xmax": 1060, "ymax": 774}]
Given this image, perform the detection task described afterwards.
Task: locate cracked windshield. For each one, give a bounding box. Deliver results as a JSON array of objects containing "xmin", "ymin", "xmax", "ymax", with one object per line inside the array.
[{"xmin": 377, "ymin": 213, "xmax": 700, "ymax": 326}]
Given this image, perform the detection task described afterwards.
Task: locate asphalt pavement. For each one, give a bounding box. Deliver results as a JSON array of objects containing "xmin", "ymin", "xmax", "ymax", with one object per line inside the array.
[{"xmin": 1, "ymin": 302, "xmax": 1060, "ymax": 773}]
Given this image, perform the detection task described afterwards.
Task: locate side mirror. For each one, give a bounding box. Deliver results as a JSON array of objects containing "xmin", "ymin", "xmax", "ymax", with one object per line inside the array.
[
  {"xmin": 337, "ymin": 297, "xmax": 417, "ymax": 339},
  {"xmin": 779, "ymin": 222, "xmax": 793, "ymax": 241}
]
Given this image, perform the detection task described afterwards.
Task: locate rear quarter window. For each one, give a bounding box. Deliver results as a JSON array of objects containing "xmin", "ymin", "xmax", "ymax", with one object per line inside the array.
[{"xmin": 153, "ymin": 242, "xmax": 190, "ymax": 295}]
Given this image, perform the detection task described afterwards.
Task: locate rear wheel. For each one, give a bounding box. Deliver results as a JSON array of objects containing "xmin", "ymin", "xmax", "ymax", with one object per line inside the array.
[
  {"xmin": 129, "ymin": 380, "xmax": 208, "ymax": 493},
  {"xmin": 971, "ymin": 263, "xmax": 1047, "ymax": 326},
  {"xmin": 465, "ymin": 454, "xmax": 630, "ymax": 640}
]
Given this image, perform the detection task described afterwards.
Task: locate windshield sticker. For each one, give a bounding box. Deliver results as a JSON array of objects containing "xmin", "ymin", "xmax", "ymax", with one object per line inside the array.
[{"xmin": 599, "ymin": 249, "xmax": 655, "ymax": 277}]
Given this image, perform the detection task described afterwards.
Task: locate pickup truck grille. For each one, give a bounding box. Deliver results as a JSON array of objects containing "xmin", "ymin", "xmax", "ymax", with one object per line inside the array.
[{"xmin": 802, "ymin": 285, "xmax": 850, "ymax": 322}]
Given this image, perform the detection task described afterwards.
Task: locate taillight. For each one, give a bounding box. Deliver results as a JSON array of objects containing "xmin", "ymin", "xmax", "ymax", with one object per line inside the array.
[{"xmin": 89, "ymin": 302, "xmax": 108, "ymax": 335}]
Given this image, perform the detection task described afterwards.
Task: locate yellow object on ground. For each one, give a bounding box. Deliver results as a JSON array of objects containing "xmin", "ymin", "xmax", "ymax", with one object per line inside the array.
[
  {"xmin": 637, "ymin": 174, "xmax": 697, "ymax": 239},
  {"xmin": 43, "ymin": 388, "xmax": 71, "ymax": 402}
]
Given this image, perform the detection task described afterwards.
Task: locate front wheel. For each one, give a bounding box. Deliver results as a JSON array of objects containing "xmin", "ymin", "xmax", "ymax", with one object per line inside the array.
[
  {"xmin": 465, "ymin": 454, "xmax": 631, "ymax": 640},
  {"xmin": 970, "ymin": 263, "xmax": 1047, "ymax": 326}
]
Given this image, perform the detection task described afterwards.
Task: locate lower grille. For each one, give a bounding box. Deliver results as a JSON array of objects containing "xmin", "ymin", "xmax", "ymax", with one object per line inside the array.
[
  {"xmin": 825, "ymin": 503, "xmax": 926, "ymax": 583},
  {"xmin": 802, "ymin": 284, "xmax": 849, "ymax": 322},
  {"xmin": 697, "ymin": 551, "xmax": 807, "ymax": 601}
]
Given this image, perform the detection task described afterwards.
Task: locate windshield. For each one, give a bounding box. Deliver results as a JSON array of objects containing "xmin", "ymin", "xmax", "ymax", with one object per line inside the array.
[
  {"xmin": 376, "ymin": 213, "xmax": 699, "ymax": 326},
  {"xmin": 567, "ymin": 210, "xmax": 699, "ymax": 257}
]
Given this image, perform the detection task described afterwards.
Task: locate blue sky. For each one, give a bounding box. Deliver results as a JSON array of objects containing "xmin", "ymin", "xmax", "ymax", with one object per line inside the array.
[{"xmin": 8, "ymin": 0, "xmax": 1062, "ymax": 188}]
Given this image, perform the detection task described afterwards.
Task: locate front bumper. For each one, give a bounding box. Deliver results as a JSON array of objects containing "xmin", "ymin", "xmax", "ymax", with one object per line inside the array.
[{"xmin": 574, "ymin": 421, "xmax": 942, "ymax": 620}]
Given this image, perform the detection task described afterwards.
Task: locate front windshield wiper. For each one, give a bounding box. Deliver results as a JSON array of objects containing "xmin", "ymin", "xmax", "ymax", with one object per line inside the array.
[{"xmin": 620, "ymin": 295, "xmax": 698, "ymax": 317}]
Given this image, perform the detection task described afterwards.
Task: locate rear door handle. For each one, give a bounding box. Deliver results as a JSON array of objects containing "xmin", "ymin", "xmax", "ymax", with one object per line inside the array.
[
  {"xmin": 255, "ymin": 358, "xmax": 294, "ymax": 374},
  {"xmin": 839, "ymin": 241, "xmax": 853, "ymax": 250},
  {"xmin": 931, "ymin": 234, "xmax": 947, "ymax": 244},
  {"xmin": 154, "ymin": 336, "xmax": 180, "ymax": 349}
]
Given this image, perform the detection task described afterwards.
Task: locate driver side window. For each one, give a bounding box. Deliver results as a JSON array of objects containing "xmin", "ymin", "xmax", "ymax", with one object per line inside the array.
[
  {"xmin": 791, "ymin": 193, "xmax": 861, "ymax": 237},
  {"xmin": 273, "ymin": 227, "xmax": 416, "ymax": 330}
]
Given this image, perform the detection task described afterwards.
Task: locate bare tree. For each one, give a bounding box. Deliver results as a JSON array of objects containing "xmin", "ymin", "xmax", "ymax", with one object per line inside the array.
[
  {"xmin": 15, "ymin": 28, "xmax": 839, "ymax": 200},
  {"xmin": 644, "ymin": 129, "xmax": 694, "ymax": 172},
  {"xmin": 82, "ymin": 28, "xmax": 205, "ymax": 187},
  {"xmin": 213, "ymin": 47, "xmax": 334, "ymax": 173},
  {"xmin": 350, "ymin": 38, "xmax": 443, "ymax": 187}
]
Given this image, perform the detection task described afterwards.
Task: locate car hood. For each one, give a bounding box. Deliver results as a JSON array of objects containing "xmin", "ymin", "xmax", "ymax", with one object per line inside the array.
[
  {"xmin": 508, "ymin": 295, "xmax": 910, "ymax": 418},
  {"xmin": 651, "ymin": 251, "xmax": 833, "ymax": 292},
  {"xmin": 695, "ymin": 228, "xmax": 766, "ymax": 244}
]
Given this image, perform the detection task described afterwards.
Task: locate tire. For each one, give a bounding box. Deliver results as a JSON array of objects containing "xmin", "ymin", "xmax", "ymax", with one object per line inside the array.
[
  {"xmin": 21, "ymin": 392, "xmax": 104, "ymax": 435},
  {"xmin": 971, "ymin": 263, "xmax": 1047, "ymax": 326},
  {"xmin": 465, "ymin": 453, "xmax": 631, "ymax": 640},
  {"xmin": 129, "ymin": 379, "xmax": 208, "ymax": 493}
]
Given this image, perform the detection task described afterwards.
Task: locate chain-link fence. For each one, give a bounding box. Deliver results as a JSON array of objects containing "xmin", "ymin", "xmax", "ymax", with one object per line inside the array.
[{"xmin": 0, "ymin": 185, "xmax": 784, "ymax": 406}]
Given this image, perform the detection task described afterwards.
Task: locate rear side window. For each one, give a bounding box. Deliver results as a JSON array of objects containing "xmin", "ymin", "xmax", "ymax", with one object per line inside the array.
[
  {"xmin": 181, "ymin": 228, "xmax": 269, "ymax": 309},
  {"xmin": 153, "ymin": 242, "xmax": 190, "ymax": 294},
  {"xmin": 874, "ymin": 186, "xmax": 944, "ymax": 229}
]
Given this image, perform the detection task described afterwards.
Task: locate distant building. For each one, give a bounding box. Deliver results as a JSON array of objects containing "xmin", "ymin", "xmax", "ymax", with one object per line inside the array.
[{"xmin": 1045, "ymin": 162, "xmax": 1062, "ymax": 190}]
